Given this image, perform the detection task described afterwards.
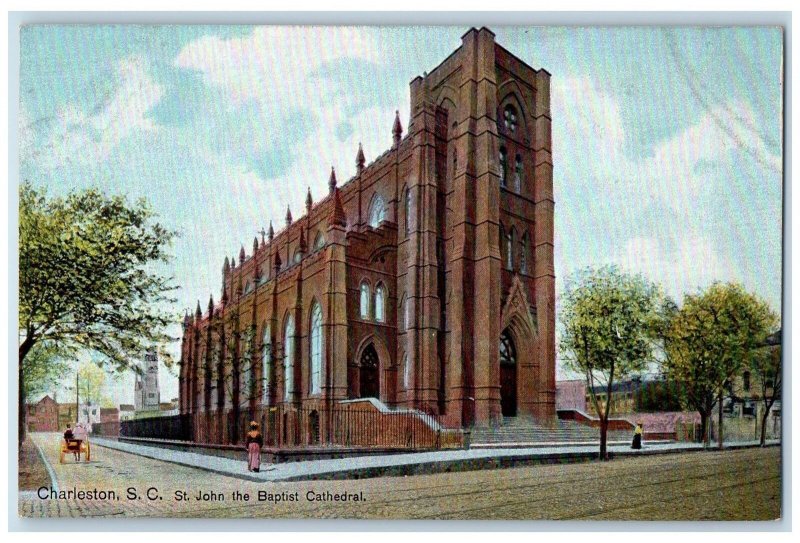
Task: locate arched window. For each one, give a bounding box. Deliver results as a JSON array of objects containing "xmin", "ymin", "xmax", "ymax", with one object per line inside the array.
[
  {"xmin": 243, "ymin": 328, "xmax": 255, "ymax": 400},
  {"xmin": 368, "ymin": 194, "xmax": 387, "ymax": 228},
  {"xmin": 309, "ymin": 302, "xmax": 322, "ymax": 395},
  {"xmin": 283, "ymin": 315, "xmax": 295, "ymax": 401},
  {"xmin": 313, "ymin": 231, "xmax": 325, "ymax": 250},
  {"xmin": 403, "ymin": 353, "xmax": 410, "ymax": 389},
  {"xmin": 514, "ymin": 154, "xmax": 523, "ymax": 193},
  {"xmin": 360, "ymin": 282, "xmax": 370, "ymax": 319},
  {"xmin": 374, "ymin": 284, "xmax": 386, "ymax": 323},
  {"xmin": 500, "ymin": 330, "xmax": 517, "ymax": 365},
  {"xmin": 505, "ymin": 228, "xmax": 514, "ymax": 271},
  {"xmin": 293, "ymin": 249, "xmax": 302, "ymax": 264},
  {"xmin": 244, "ymin": 281, "xmax": 252, "ymax": 295},
  {"xmin": 261, "ymin": 324, "xmax": 271, "ymax": 404},
  {"xmin": 404, "ymin": 297, "xmax": 411, "ymax": 330},
  {"xmin": 504, "ymin": 104, "xmax": 518, "ymax": 132},
  {"xmin": 499, "ymin": 147, "xmax": 508, "ymax": 187},
  {"xmin": 404, "ymin": 187, "xmax": 412, "ymax": 235},
  {"xmin": 520, "ymin": 232, "xmax": 529, "ymax": 275}
]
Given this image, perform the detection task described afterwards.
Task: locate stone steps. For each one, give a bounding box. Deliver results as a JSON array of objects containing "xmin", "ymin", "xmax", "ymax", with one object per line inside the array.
[{"xmin": 470, "ymin": 418, "xmax": 633, "ymax": 445}]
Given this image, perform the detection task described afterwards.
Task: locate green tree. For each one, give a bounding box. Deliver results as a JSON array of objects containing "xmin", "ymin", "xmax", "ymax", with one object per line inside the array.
[
  {"xmin": 77, "ymin": 360, "xmax": 106, "ymax": 410},
  {"xmin": 751, "ymin": 331, "xmax": 782, "ymax": 446},
  {"xmin": 21, "ymin": 341, "xmax": 71, "ymax": 400},
  {"xmin": 18, "ymin": 181, "xmax": 177, "ymax": 443},
  {"xmin": 559, "ymin": 266, "xmax": 664, "ymax": 460},
  {"xmin": 661, "ymin": 283, "xmax": 778, "ymax": 448}
]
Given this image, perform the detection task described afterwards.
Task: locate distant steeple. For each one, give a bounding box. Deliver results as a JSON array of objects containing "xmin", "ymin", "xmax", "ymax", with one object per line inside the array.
[
  {"xmin": 328, "ymin": 166, "xmax": 337, "ymax": 194},
  {"xmin": 306, "ymin": 187, "xmax": 313, "ymax": 214},
  {"xmin": 356, "ymin": 143, "xmax": 365, "ymax": 174},
  {"xmin": 286, "ymin": 205, "xmax": 293, "ymax": 227},
  {"xmin": 392, "ymin": 110, "xmax": 403, "ymax": 146}
]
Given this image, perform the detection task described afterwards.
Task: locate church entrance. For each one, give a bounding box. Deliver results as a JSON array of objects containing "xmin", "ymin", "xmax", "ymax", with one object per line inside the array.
[
  {"xmin": 359, "ymin": 344, "xmax": 380, "ymax": 399},
  {"xmin": 499, "ymin": 330, "xmax": 517, "ymax": 417}
]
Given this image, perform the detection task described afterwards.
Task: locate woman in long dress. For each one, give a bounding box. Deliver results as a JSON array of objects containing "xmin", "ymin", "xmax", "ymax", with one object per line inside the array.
[
  {"xmin": 631, "ymin": 422, "xmax": 643, "ymax": 450},
  {"xmin": 245, "ymin": 421, "xmax": 264, "ymax": 472}
]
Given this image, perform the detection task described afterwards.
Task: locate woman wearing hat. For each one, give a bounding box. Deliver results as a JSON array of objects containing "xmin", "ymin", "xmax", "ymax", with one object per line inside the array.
[
  {"xmin": 245, "ymin": 421, "xmax": 264, "ymax": 472},
  {"xmin": 631, "ymin": 422, "xmax": 643, "ymax": 450}
]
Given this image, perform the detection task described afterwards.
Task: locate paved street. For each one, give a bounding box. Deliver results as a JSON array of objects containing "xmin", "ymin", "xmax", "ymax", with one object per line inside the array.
[{"xmin": 19, "ymin": 432, "xmax": 781, "ymax": 520}]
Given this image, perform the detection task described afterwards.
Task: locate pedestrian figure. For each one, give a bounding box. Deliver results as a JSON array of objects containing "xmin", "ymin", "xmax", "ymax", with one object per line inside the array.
[
  {"xmin": 631, "ymin": 422, "xmax": 643, "ymax": 450},
  {"xmin": 245, "ymin": 421, "xmax": 263, "ymax": 472}
]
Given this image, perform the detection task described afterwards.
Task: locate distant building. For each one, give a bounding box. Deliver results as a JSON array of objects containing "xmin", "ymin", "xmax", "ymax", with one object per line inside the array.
[
  {"xmin": 57, "ymin": 403, "xmax": 78, "ymax": 429},
  {"xmin": 26, "ymin": 395, "xmax": 59, "ymax": 432},
  {"xmin": 100, "ymin": 407, "xmax": 119, "ymax": 424},
  {"xmin": 119, "ymin": 404, "xmax": 136, "ymax": 421},
  {"xmin": 134, "ymin": 348, "xmax": 161, "ymax": 412},
  {"xmin": 555, "ymin": 380, "xmax": 586, "ymax": 412}
]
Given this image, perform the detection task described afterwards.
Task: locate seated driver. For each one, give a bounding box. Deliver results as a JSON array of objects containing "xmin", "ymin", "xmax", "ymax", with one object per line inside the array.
[{"xmin": 72, "ymin": 422, "xmax": 88, "ymax": 461}]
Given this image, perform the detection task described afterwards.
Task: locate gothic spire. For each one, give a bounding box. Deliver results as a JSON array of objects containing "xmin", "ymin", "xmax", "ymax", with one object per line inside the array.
[
  {"xmin": 268, "ymin": 220, "xmax": 274, "ymax": 241},
  {"xmin": 306, "ymin": 187, "xmax": 313, "ymax": 214},
  {"xmin": 239, "ymin": 245, "xmax": 246, "ymax": 265},
  {"xmin": 330, "ymin": 186, "xmax": 346, "ymax": 227},
  {"xmin": 392, "ymin": 110, "xmax": 403, "ymax": 146},
  {"xmin": 207, "ymin": 294, "xmax": 214, "ymax": 315},
  {"xmin": 356, "ymin": 142, "xmax": 365, "ymax": 174},
  {"xmin": 286, "ymin": 205, "xmax": 293, "ymax": 227},
  {"xmin": 223, "ymin": 256, "xmax": 230, "ymax": 274},
  {"xmin": 195, "ymin": 301, "xmax": 202, "ymax": 321},
  {"xmin": 328, "ymin": 166, "xmax": 337, "ymax": 194},
  {"xmin": 299, "ymin": 226, "xmax": 307, "ymax": 252},
  {"xmin": 253, "ymin": 236, "xmax": 259, "ymax": 255}
]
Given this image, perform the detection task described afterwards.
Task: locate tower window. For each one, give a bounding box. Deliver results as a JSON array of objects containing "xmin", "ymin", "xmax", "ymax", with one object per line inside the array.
[
  {"xmin": 375, "ymin": 284, "xmax": 386, "ymax": 323},
  {"xmin": 360, "ymin": 282, "xmax": 371, "ymax": 319},
  {"xmin": 505, "ymin": 228, "xmax": 514, "ymax": 271},
  {"xmin": 504, "ymin": 105, "xmax": 518, "ymax": 132},
  {"xmin": 514, "ymin": 154, "xmax": 523, "ymax": 193},
  {"xmin": 520, "ymin": 232, "xmax": 529, "ymax": 275}
]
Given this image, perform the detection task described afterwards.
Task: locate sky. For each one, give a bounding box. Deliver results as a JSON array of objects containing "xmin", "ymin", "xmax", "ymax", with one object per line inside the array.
[{"xmin": 18, "ymin": 25, "xmax": 784, "ymax": 404}]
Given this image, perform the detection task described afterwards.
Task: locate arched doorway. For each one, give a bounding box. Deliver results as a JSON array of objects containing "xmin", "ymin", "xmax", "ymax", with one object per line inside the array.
[
  {"xmin": 359, "ymin": 344, "xmax": 380, "ymax": 399},
  {"xmin": 499, "ymin": 330, "xmax": 517, "ymax": 417}
]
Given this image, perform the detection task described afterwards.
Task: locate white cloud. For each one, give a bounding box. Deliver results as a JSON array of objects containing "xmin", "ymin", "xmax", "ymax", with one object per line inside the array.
[
  {"xmin": 24, "ymin": 56, "xmax": 163, "ymax": 172},
  {"xmin": 553, "ymin": 76, "xmax": 781, "ymax": 305},
  {"xmin": 612, "ymin": 235, "xmax": 740, "ymax": 302},
  {"xmin": 175, "ymin": 27, "xmax": 383, "ymax": 110}
]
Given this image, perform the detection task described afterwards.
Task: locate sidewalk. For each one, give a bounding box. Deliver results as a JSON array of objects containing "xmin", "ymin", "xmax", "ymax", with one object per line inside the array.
[{"xmin": 90, "ymin": 437, "xmax": 780, "ymax": 483}]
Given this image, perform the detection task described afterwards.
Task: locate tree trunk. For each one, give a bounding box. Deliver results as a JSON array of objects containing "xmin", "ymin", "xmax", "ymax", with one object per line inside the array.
[
  {"xmin": 18, "ymin": 334, "xmax": 36, "ymax": 447},
  {"xmin": 699, "ymin": 412, "xmax": 708, "ymax": 447},
  {"xmin": 18, "ymin": 363, "xmax": 26, "ymax": 447},
  {"xmin": 599, "ymin": 417, "xmax": 609, "ymax": 461},
  {"xmin": 760, "ymin": 401, "xmax": 772, "ymax": 446},
  {"xmin": 717, "ymin": 389, "xmax": 724, "ymax": 450}
]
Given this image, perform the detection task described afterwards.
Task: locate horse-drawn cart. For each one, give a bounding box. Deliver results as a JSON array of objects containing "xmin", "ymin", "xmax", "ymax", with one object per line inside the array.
[{"xmin": 59, "ymin": 438, "xmax": 91, "ymax": 463}]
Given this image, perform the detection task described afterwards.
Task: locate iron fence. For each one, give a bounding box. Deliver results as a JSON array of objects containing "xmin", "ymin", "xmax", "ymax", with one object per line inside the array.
[{"xmin": 119, "ymin": 405, "xmax": 462, "ymax": 450}]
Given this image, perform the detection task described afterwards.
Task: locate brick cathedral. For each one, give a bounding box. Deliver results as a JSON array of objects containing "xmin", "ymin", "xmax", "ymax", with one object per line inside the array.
[{"xmin": 179, "ymin": 28, "xmax": 555, "ymax": 445}]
